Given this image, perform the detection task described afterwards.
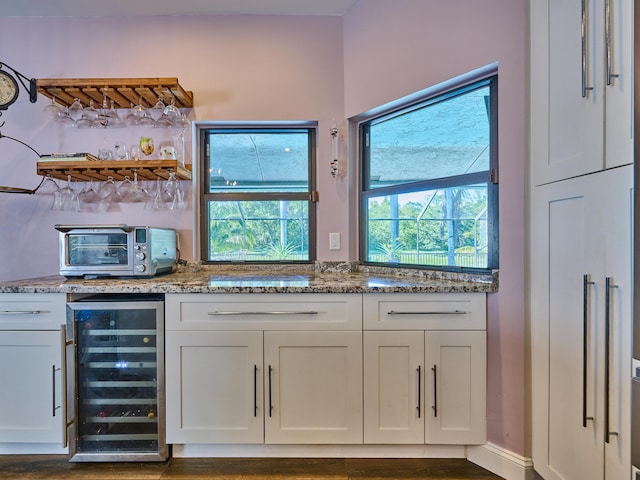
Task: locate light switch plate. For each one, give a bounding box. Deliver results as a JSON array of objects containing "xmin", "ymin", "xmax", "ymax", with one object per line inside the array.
[{"xmin": 329, "ymin": 232, "xmax": 340, "ymax": 250}]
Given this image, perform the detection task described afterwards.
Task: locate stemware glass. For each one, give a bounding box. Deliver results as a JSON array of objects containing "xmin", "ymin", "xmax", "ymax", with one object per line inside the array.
[
  {"xmin": 78, "ymin": 180, "xmax": 100, "ymax": 209},
  {"xmin": 149, "ymin": 97, "xmax": 165, "ymax": 122},
  {"xmin": 163, "ymin": 97, "xmax": 180, "ymax": 121},
  {"xmin": 67, "ymin": 98, "xmax": 83, "ymax": 121},
  {"xmin": 115, "ymin": 175, "xmax": 133, "ymax": 202},
  {"xmin": 56, "ymin": 108, "xmax": 77, "ymax": 128},
  {"xmin": 54, "ymin": 175, "xmax": 80, "ymax": 211},
  {"xmin": 44, "ymin": 96, "xmax": 62, "ymax": 117},
  {"xmin": 124, "ymin": 171, "xmax": 150, "ymax": 203},
  {"xmin": 139, "ymin": 136, "xmax": 155, "ymax": 158}
]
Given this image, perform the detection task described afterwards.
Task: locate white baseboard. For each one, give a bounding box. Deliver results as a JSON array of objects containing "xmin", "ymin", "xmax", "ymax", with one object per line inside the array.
[{"xmin": 467, "ymin": 443, "xmax": 535, "ymax": 480}]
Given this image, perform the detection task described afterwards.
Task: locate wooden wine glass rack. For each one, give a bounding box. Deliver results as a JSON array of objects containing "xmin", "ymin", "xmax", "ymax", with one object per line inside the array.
[
  {"xmin": 36, "ymin": 78, "xmax": 194, "ymax": 109},
  {"xmin": 36, "ymin": 160, "xmax": 192, "ymax": 182}
]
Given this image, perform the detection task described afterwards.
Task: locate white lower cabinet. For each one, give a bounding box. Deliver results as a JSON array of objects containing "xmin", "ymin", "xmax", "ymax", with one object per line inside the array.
[
  {"xmin": 165, "ymin": 293, "xmax": 363, "ymax": 445},
  {"xmin": 363, "ymin": 330, "xmax": 486, "ymax": 445},
  {"xmin": 264, "ymin": 331, "xmax": 362, "ymax": 444},
  {"xmin": 0, "ymin": 294, "xmax": 66, "ymax": 444},
  {"xmin": 165, "ymin": 292, "xmax": 486, "ymax": 448},
  {"xmin": 165, "ymin": 330, "xmax": 264, "ymax": 444}
]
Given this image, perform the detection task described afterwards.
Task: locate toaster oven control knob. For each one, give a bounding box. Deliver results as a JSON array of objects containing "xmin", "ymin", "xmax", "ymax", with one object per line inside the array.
[
  {"xmin": 135, "ymin": 252, "xmax": 146, "ymax": 261},
  {"xmin": 136, "ymin": 264, "xmax": 147, "ymax": 272}
]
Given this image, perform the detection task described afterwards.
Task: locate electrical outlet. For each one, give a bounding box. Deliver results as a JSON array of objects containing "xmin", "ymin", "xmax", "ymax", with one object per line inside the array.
[{"xmin": 329, "ymin": 232, "xmax": 340, "ymax": 250}]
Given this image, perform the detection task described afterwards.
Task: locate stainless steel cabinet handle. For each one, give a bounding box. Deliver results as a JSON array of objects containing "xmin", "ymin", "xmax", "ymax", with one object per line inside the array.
[
  {"xmin": 605, "ymin": 0, "xmax": 619, "ymax": 85},
  {"xmin": 268, "ymin": 365, "xmax": 273, "ymax": 418},
  {"xmin": 582, "ymin": 0, "xmax": 594, "ymax": 97},
  {"xmin": 208, "ymin": 311, "xmax": 318, "ymax": 316},
  {"xmin": 583, "ymin": 274, "xmax": 595, "ymax": 427},
  {"xmin": 52, "ymin": 365, "xmax": 59, "ymax": 417},
  {"xmin": 387, "ymin": 310, "xmax": 467, "ymax": 316},
  {"xmin": 417, "ymin": 366, "xmax": 421, "ymax": 418},
  {"xmin": 605, "ymin": 277, "xmax": 619, "ymax": 443},
  {"xmin": 431, "ymin": 364, "xmax": 438, "ymax": 417},
  {"xmin": 0, "ymin": 310, "xmax": 45, "ymax": 315},
  {"xmin": 253, "ymin": 365, "xmax": 258, "ymax": 417}
]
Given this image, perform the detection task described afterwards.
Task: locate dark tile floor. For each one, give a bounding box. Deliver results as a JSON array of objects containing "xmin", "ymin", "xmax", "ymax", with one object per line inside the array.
[{"xmin": 0, "ymin": 456, "xmax": 505, "ymax": 479}]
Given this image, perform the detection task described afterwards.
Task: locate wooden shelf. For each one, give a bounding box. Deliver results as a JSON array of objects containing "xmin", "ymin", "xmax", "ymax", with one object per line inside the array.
[
  {"xmin": 37, "ymin": 160, "xmax": 192, "ymax": 182},
  {"xmin": 36, "ymin": 78, "xmax": 194, "ymax": 109}
]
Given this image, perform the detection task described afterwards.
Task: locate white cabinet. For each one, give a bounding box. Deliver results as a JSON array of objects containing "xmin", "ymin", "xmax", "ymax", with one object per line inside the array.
[
  {"xmin": 165, "ymin": 293, "xmax": 363, "ymax": 445},
  {"xmin": 165, "ymin": 331, "xmax": 264, "ymax": 444},
  {"xmin": 530, "ymin": 0, "xmax": 632, "ymax": 185},
  {"xmin": 530, "ymin": 165, "xmax": 632, "ymax": 480},
  {"xmin": 0, "ymin": 294, "xmax": 66, "ymax": 444},
  {"xmin": 264, "ymin": 331, "xmax": 362, "ymax": 444},
  {"xmin": 363, "ymin": 294, "xmax": 486, "ymax": 446}
]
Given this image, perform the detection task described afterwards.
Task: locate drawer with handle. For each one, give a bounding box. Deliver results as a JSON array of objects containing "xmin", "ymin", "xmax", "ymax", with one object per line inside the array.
[
  {"xmin": 0, "ymin": 293, "xmax": 67, "ymax": 330},
  {"xmin": 166, "ymin": 293, "xmax": 362, "ymax": 331},
  {"xmin": 363, "ymin": 293, "xmax": 486, "ymax": 330}
]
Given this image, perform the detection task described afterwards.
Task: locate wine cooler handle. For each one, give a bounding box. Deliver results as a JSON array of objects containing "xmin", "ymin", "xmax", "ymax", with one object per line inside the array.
[
  {"xmin": 431, "ymin": 364, "xmax": 438, "ymax": 417},
  {"xmin": 605, "ymin": 277, "xmax": 619, "ymax": 443},
  {"xmin": 583, "ymin": 274, "xmax": 595, "ymax": 427},
  {"xmin": 581, "ymin": 0, "xmax": 594, "ymax": 97},
  {"xmin": 60, "ymin": 324, "xmax": 68, "ymax": 448}
]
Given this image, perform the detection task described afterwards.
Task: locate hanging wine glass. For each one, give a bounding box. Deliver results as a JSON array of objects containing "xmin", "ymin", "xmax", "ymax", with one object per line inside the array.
[
  {"xmin": 149, "ymin": 97, "xmax": 165, "ymax": 122},
  {"xmin": 44, "ymin": 96, "xmax": 62, "ymax": 117},
  {"xmin": 67, "ymin": 98, "xmax": 83, "ymax": 121},
  {"xmin": 124, "ymin": 171, "xmax": 150, "ymax": 203},
  {"xmin": 163, "ymin": 96, "xmax": 180, "ymax": 121}
]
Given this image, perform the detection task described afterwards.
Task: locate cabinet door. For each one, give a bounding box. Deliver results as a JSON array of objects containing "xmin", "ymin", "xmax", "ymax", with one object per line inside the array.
[
  {"xmin": 530, "ymin": 0, "xmax": 604, "ymax": 185},
  {"xmin": 424, "ymin": 331, "xmax": 486, "ymax": 445},
  {"xmin": 363, "ymin": 331, "xmax": 424, "ymax": 444},
  {"xmin": 531, "ymin": 173, "xmax": 603, "ymax": 480},
  {"xmin": 264, "ymin": 331, "xmax": 362, "ymax": 444},
  {"xmin": 601, "ymin": 166, "xmax": 632, "ymax": 480},
  {"xmin": 0, "ymin": 330, "xmax": 63, "ymax": 443},
  {"xmin": 165, "ymin": 331, "xmax": 263, "ymax": 444},
  {"xmin": 531, "ymin": 166, "xmax": 632, "ymax": 480}
]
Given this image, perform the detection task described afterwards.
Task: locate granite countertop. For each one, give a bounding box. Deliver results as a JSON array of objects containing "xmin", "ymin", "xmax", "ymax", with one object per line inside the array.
[{"xmin": 0, "ymin": 263, "xmax": 498, "ymax": 294}]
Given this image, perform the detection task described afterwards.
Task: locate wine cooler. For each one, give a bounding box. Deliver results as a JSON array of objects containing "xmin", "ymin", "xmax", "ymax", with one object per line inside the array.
[{"xmin": 65, "ymin": 294, "xmax": 169, "ymax": 462}]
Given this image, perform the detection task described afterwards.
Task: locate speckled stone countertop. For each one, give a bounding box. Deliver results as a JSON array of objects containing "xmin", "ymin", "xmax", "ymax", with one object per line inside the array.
[{"xmin": 0, "ymin": 263, "xmax": 498, "ymax": 294}]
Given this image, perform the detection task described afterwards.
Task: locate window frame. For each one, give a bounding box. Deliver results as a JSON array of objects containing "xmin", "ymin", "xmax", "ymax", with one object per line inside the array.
[
  {"xmin": 198, "ymin": 122, "xmax": 317, "ymax": 264},
  {"xmin": 358, "ymin": 70, "xmax": 499, "ymax": 273}
]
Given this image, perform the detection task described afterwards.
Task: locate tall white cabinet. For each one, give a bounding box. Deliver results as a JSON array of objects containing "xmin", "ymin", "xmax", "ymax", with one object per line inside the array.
[
  {"xmin": 531, "ymin": 167, "xmax": 632, "ymax": 480},
  {"xmin": 530, "ymin": 0, "xmax": 632, "ymax": 186},
  {"xmin": 530, "ymin": 0, "xmax": 633, "ymax": 478}
]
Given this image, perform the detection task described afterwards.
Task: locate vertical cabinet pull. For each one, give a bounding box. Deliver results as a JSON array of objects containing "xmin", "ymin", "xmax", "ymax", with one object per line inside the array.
[
  {"xmin": 52, "ymin": 365, "xmax": 58, "ymax": 417},
  {"xmin": 582, "ymin": 274, "xmax": 595, "ymax": 427},
  {"xmin": 268, "ymin": 365, "xmax": 273, "ymax": 418},
  {"xmin": 431, "ymin": 364, "xmax": 438, "ymax": 417},
  {"xmin": 605, "ymin": 0, "xmax": 619, "ymax": 85},
  {"xmin": 253, "ymin": 365, "xmax": 258, "ymax": 417},
  {"xmin": 605, "ymin": 277, "xmax": 619, "ymax": 443},
  {"xmin": 581, "ymin": 0, "xmax": 594, "ymax": 97},
  {"xmin": 60, "ymin": 324, "xmax": 69, "ymax": 448},
  {"xmin": 416, "ymin": 366, "xmax": 421, "ymax": 418}
]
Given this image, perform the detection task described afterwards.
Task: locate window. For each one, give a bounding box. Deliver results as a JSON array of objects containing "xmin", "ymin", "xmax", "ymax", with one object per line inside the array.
[
  {"xmin": 199, "ymin": 124, "xmax": 316, "ymax": 263},
  {"xmin": 359, "ymin": 72, "xmax": 498, "ymax": 271}
]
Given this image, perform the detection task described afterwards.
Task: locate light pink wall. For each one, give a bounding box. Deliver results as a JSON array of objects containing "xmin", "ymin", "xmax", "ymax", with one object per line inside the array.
[
  {"xmin": 0, "ymin": 3, "xmax": 528, "ymax": 459},
  {"xmin": 0, "ymin": 14, "xmax": 347, "ymax": 281},
  {"xmin": 343, "ymin": 0, "xmax": 528, "ymax": 456}
]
